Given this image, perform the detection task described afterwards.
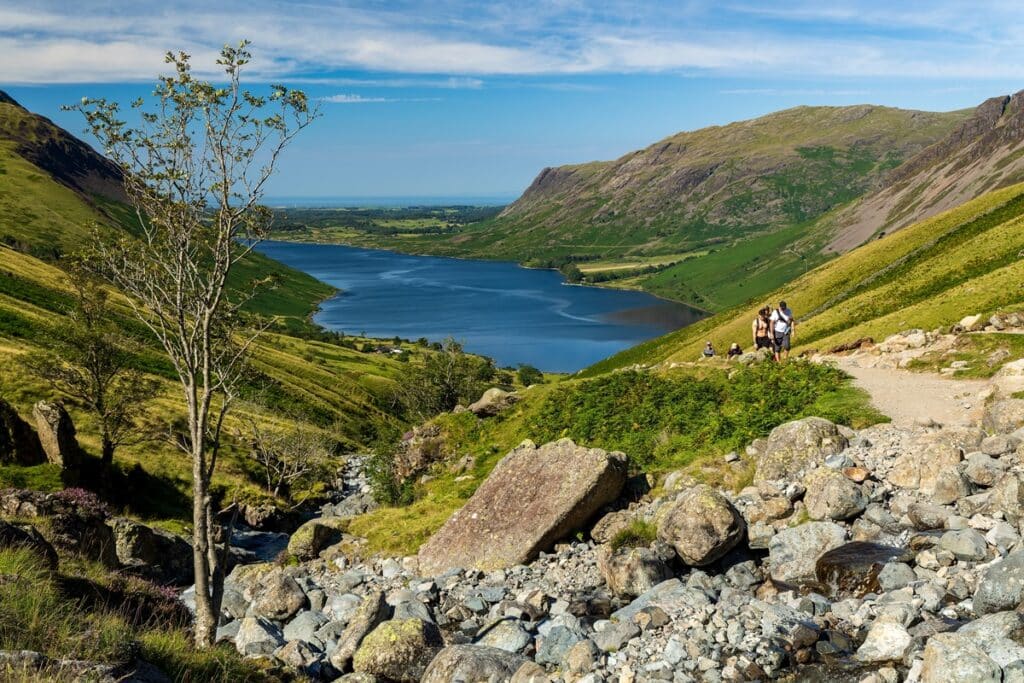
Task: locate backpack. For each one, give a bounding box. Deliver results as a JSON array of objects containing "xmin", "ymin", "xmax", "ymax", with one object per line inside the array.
[{"xmin": 774, "ymin": 308, "xmax": 792, "ymax": 334}]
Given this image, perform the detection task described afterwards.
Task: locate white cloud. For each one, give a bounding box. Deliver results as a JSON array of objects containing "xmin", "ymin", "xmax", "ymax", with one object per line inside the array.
[
  {"xmin": 320, "ymin": 93, "xmax": 441, "ymax": 104},
  {"xmin": 2, "ymin": 1, "xmax": 1024, "ymax": 83}
]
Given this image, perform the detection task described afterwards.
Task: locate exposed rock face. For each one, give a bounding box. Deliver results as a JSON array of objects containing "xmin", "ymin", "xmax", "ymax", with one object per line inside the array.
[
  {"xmin": 31, "ymin": 401, "xmax": 80, "ymax": 472},
  {"xmin": 755, "ymin": 418, "xmax": 848, "ymax": 483},
  {"xmin": 417, "ymin": 439, "xmax": 627, "ymax": 575},
  {"xmin": 421, "ymin": 645, "xmax": 529, "ymax": 683},
  {"xmin": 468, "ymin": 388, "xmax": 519, "ymax": 417},
  {"xmin": 656, "ymin": 485, "xmax": 744, "ymax": 565},
  {"xmin": 352, "ymin": 618, "xmax": 443, "ymax": 682},
  {"xmin": 0, "ymin": 399, "xmax": 45, "ymax": 466}
]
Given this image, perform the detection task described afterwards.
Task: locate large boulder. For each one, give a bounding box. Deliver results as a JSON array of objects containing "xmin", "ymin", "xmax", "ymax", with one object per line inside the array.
[
  {"xmin": 107, "ymin": 517, "xmax": 192, "ymax": 583},
  {"xmin": 990, "ymin": 359, "xmax": 1024, "ymax": 398},
  {"xmin": 250, "ymin": 569, "xmax": 307, "ymax": 621},
  {"xmin": 755, "ymin": 418, "xmax": 848, "ymax": 483},
  {"xmin": 802, "ymin": 468, "xmax": 867, "ymax": 520},
  {"xmin": 352, "ymin": 618, "xmax": 443, "ymax": 683},
  {"xmin": 468, "ymin": 388, "xmax": 519, "ymax": 417},
  {"xmin": 974, "ymin": 551, "xmax": 1024, "ymax": 615},
  {"xmin": 421, "ymin": 645, "xmax": 528, "ymax": 683},
  {"xmin": 597, "ymin": 545, "xmax": 673, "ymax": 598},
  {"xmin": 656, "ymin": 485, "xmax": 744, "ymax": 566},
  {"xmin": 32, "ymin": 401, "xmax": 80, "ymax": 473},
  {"xmin": 0, "ymin": 399, "xmax": 45, "ymax": 465},
  {"xmin": 768, "ymin": 522, "xmax": 847, "ymax": 585},
  {"xmin": 920, "ymin": 632, "xmax": 1001, "ymax": 683},
  {"xmin": 287, "ymin": 517, "xmax": 350, "ymax": 561},
  {"xmin": 417, "ymin": 439, "xmax": 627, "ymax": 574},
  {"xmin": 329, "ymin": 590, "xmax": 389, "ymax": 673},
  {"xmin": 984, "ymin": 399, "xmax": 1024, "ymax": 434},
  {"xmin": 236, "ymin": 617, "xmax": 286, "ymax": 657}
]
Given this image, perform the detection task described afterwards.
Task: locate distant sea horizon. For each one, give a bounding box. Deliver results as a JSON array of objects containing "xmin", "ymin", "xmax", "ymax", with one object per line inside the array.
[{"xmin": 265, "ymin": 194, "xmax": 516, "ymax": 208}]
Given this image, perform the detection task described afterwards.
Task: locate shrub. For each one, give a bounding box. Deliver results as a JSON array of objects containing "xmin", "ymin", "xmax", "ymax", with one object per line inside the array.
[
  {"xmin": 517, "ymin": 364, "xmax": 544, "ymax": 386},
  {"xmin": 609, "ymin": 520, "xmax": 658, "ymax": 551}
]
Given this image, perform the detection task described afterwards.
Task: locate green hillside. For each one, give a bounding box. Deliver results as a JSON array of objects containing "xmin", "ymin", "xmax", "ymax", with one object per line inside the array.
[
  {"xmin": 588, "ymin": 181, "xmax": 1024, "ymax": 375},
  {"xmin": 0, "ymin": 92, "xmax": 416, "ymax": 525},
  {"xmin": 272, "ymin": 104, "xmax": 969, "ymax": 310}
]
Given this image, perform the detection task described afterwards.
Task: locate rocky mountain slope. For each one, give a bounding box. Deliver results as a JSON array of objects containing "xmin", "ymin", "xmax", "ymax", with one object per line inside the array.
[{"xmin": 824, "ymin": 91, "xmax": 1024, "ymax": 252}]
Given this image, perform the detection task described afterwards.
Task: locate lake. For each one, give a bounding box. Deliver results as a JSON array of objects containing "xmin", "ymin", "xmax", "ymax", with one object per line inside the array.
[{"xmin": 255, "ymin": 241, "xmax": 704, "ymax": 372}]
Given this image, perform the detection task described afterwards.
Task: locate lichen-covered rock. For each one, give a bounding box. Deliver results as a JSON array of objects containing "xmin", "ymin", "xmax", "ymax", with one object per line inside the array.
[
  {"xmin": 421, "ymin": 645, "xmax": 528, "ymax": 683},
  {"xmin": 768, "ymin": 522, "xmax": 847, "ymax": 585},
  {"xmin": 984, "ymin": 399, "xmax": 1024, "ymax": 434},
  {"xmin": 235, "ymin": 617, "xmax": 285, "ymax": 657},
  {"xmin": 590, "ymin": 509, "xmax": 634, "ymax": 544},
  {"xmin": 656, "ymin": 484, "xmax": 744, "ymax": 565},
  {"xmin": 417, "ymin": 439, "xmax": 627, "ymax": 574},
  {"xmin": 920, "ymin": 632, "xmax": 1001, "ymax": 683},
  {"xmin": 329, "ymin": 590, "xmax": 389, "ymax": 673},
  {"xmin": 250, "ymin": 569, "xmax": 307, "ymax": 621},
  {"xmin": 597, "ymin": 544, "xmax": 672, "ymax": 598},
  {"xmin": 888, "ymin": 434, "xmax": 964, "ymax": 494},
  {"xmin": 107, "ymin": 517, "xmax": 192, "ymax": 583},
  {"xmin": 352, "ymin": 618, "xmax": 443, "ymax": 683},
  {"xmin": 32, "ymin": 401, "xmax": 80, "ymax": 473},
  {"xmin": 755, "ymin": 418, "xmax": 848, "ymax": 483},
  {"xmin": 990, "ymin": 359, "xmax": 1024, "ymax": 398},
  {"xmin": 802, "ymin": 468, "xmax": 867, "ymax": 520},
  {"xmin": 287, "ymin": 517, "xmax": 350, "ymax": 561},
  {"xmin": 974, "ymin": 551, "xmax": 1024, "ymax": 615},
  {"xmin": 855, "ymin": 617, "xmax": 912, "ymax": 663}
]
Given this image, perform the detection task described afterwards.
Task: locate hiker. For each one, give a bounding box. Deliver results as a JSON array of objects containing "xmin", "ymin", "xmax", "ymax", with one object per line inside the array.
[
  {"xmin": 770, "ymin": 300, "xmax": 795, "ymax": 361},
  {"xmin": 727, "ymin": 342, "xmax": 742, "ymax": 358},
  {"xmin": 752, "ymin": 306, "xmax": 772, "ymax": 352},
  {"xmin": 702, "ymin": 341, "xmax": 716, "ymax": 358}
]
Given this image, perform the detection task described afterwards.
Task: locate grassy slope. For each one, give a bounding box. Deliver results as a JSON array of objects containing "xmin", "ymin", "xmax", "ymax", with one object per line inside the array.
[
  {"xmin": 0, "ymin": 99, "xmax": 412, "ymax": 525},
  {"xmin": 587, "ymin": 182, "xmax": 1024, "ymax": 375}
]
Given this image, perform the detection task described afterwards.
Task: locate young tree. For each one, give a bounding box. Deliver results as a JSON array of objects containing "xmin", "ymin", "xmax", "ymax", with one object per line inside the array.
[
  {"xmin": 239, "ymin": 411, "xmax": 333, "ymax": 502},
  {"xmin": 21, "ymin": 277, "xmax": 158, "ymax": 467},
  {"xmin": 397, "ymin": 338, "xmax": 495, "ymax": 418},
  {"xmin": 72, "ymin": 42, "xmax": 316, "ymax": 647}
]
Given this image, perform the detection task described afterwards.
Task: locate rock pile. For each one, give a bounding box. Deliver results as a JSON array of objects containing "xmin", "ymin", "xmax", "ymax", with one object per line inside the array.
[{"xmin": 203, "ymin": 408, "xmax": 1024, "ymax": 682}]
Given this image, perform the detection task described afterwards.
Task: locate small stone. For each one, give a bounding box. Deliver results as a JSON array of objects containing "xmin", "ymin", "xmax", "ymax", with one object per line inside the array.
[{"xmin": 937, "ymin": 529, "xmax": 987, "ymax": 561}]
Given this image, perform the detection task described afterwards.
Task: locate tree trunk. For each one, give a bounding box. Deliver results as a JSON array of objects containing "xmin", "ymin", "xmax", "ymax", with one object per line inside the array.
[
  {"xmin": 101, "ymin": 437, "xmax": 114, "ymax": 468},
  {"xmin": 190, "ymin": 402, "xmax": 217, "ymax": 648}
]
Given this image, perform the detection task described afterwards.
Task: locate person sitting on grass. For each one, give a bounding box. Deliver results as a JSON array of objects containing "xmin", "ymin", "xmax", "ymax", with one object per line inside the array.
[
  {"xmin": 770, "ymin": 300, "xmax": 795, "ymax": 361},
  {"xmin": 727, "ymin": 342, "xmax": 742, "ymax": 358},
  {"xmin": 702, "ymin": 341, "xmax": 716, "ymax": 358}
]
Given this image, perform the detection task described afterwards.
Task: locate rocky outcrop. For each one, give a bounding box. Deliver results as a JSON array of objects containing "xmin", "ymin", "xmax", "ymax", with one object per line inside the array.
[
  {"xmin": 984, "ymin": 399, "xmax": 1024, "ymax": 434},
  {"xmin": 287, "ymin": 517, "xmax": 350, "ymax": 561},
  {"xmin": 107, "ymin": 517, "xmax": 192, "ymax": 584},
  {"xmin": 32, "ymin": 401, "xmax": 81, "ymax": 476},
  {"xmin": 0, "ymin": 520, "xmax": 58, "ymax": 569},
  {"xmin": 755, "ymin": 417, "xmax": 848, "ymax": 483},
  {"xmin": 0, "ymin": 399, "xmax": 45, "ymax": 466},
  {"xmin": 417, "ymin": 438, "xmax": 627, "ymax": 574},
  {"xmin": 467, "ymin": 387, "xmax": 519, "ymax": 417}
]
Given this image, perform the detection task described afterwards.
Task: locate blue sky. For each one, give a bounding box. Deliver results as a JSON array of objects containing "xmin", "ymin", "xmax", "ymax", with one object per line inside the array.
[{"xmin": 2, "ymin": 1, "xmax": 1024, "ymax": 199}]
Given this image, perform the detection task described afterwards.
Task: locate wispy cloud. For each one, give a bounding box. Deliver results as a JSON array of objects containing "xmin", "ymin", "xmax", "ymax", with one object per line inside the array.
[
  {"xmin": 2, "ymin": 1, "xmax": 1024, "ymax": 83},
  {"xmin": 320, "ymin": 93, "xmax": 441, "ymax": 104}
]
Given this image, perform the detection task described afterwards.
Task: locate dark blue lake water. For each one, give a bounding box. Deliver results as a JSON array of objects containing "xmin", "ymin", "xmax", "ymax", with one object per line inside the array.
[{"xmin": 255, "ymin": 241, "xmax": 704, "ymax": 372}]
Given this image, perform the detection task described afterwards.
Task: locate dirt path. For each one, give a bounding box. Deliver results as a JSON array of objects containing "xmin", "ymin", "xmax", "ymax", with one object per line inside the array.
[{"xmin": 831, "ymin": 356, "xmax": 989, "ymax": 427}]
